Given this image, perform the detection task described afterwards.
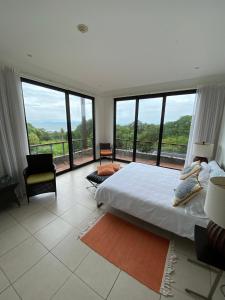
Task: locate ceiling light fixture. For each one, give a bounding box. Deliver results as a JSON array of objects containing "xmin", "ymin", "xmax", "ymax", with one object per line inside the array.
[
  {"xmin": 194, "ymin": 66, "xmax": 200, "ymax": 70},
  {"xmin": 77, "ymin": 24, "xmax": 88, "ymax": 33},
  {"xmin": 27, "ymin": 53, "xmax": 32, "ymax": 58}
]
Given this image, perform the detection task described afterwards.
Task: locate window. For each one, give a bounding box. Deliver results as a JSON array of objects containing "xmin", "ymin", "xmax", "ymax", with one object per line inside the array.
[
  {"xmin": 115, "ymin": 100, "xmax": 136, "ymax": 161},
  {"xmin": 22, "ymin": 79, "xmax": 95, "ymax": 173},
  {"xmin": 69, "ymin": 94, "xmax": 95, "ymax": 165},
  {"xmin": 114, "ymin": 91, "xmax": 196, "ymax": 170}
]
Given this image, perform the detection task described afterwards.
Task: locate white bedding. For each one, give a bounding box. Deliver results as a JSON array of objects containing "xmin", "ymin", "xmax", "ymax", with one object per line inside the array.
[{"xmin": 95, "ymin": 162, "xmax": 209, "ymax": 240}]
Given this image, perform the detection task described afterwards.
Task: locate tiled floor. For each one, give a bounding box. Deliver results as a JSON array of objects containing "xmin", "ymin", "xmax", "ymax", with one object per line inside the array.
[{"xmin": 0, "ymin": 162, "xmax": 224, "ymax": 299}]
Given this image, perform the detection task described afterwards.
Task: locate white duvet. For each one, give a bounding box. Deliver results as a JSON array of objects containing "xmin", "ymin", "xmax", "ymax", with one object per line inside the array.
[{"xmin": 95, "ymin": 162, "xmax": 209, "ymax": 240}]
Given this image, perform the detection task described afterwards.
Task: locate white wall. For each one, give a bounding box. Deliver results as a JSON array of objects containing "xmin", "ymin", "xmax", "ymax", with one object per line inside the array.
[{"xmin": 216, "ymin": 105, "xmax": 225, "ymax": 168}]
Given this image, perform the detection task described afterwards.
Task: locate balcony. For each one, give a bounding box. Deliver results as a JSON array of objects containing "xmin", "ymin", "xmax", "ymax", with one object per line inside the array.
[
  {"xmin": 115, "ymin": 139, "xmax": 187, "ymax": 170},
  {"xmin": 30, "ymin": 138, "xmax": 94, "ymax": 172}
]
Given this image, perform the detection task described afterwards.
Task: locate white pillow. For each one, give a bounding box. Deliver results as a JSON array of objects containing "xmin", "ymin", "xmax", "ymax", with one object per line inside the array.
[
  {"xmin": 208, "ymin": 160, "xmax": 225, "ymax": 178},
  {"xmin": 198, "ymin": 162, "xmax": 210, "ymax": 187}
]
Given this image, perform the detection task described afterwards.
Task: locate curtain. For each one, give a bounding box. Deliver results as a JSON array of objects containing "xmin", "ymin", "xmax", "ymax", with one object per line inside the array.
[
  {"xmin": 185, "ymin": 85, "xmax": 225, "ymax": 166},
  {"xmin": 0, "ymin": 67, "xmax": 29, "ymax": 198}
]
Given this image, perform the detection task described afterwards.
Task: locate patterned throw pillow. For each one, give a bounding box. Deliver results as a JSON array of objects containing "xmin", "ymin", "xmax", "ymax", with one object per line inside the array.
[
  {"xmin": 180, "ymin": 161, "xmax": 201, "ymax": 180},
  {"xmin": 173, "ymin": 176, "xmax": 202, "ymax": 207}
]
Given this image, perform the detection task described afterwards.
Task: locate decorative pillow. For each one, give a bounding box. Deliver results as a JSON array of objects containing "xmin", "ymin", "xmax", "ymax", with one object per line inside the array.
[
  {"xmin": 97, "ymin": 165, "xmax": 115, "ymax": 176},
  {"xmin": 173, "ymin": 176, "xmax": 202, "ymax": 207},
  {"xmin": 98, "ymin": 163, "xmax": 121, "ymax": 172},
  {"xmin": 180, "ymin": 161, "xmax": 201, "ymax": 180},
  {"xmin": 112, "ymin": 163, "xmax": 121, "ymax": 172}
]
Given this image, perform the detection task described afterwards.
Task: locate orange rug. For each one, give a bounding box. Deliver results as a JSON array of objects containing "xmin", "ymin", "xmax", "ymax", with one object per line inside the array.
[{"xmin": 81, "ymin": 213, "xmax": 175, "ymax": 295}]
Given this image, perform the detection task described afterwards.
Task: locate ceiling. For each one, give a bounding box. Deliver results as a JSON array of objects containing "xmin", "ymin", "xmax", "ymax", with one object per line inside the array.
[{"xmin": 0, "ymin": 0, "xmax": 225, "ymax": 94}]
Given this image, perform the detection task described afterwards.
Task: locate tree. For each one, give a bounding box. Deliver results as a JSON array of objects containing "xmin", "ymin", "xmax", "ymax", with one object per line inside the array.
[{"xmin": 29, "ymin": 132, "xmax": 40, "ymax": 145}]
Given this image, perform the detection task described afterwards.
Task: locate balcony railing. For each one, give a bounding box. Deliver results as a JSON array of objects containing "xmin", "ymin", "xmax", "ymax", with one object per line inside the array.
[
  {"xmin": 30, "ymin": 138, "xmax": 94, "ymax": 171},
  {"xmin": 115, "ymin": 138, "xmax": 187, "ymax": 168}
]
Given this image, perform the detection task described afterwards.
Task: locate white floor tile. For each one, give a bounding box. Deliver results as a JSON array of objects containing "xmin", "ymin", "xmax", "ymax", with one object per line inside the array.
[
  {"xmin": 0, "ymin": 213, "xmax": 18, "ymax": 234},
  {"xmin": 0, "ymin": 236, "xmax": 47, "ymax": 282},
  {"xmin": 21, "ymin": 208, "xmax": 57, "ymax": 233},
  {"xmin": 108, "ymin": 271, "xmax": 160, "ymax": 300},
  {"xmin": 171, "ymin": 254, "xmax": 211, "ymax": 296},
  {"xmin": 52, "ymin": 274, "xmax": 102, "ymax": 300},
  {"xmin": 52, "ymin": 233, "xmax": 90, "ymax": 271},
  {"xmin": 0, "ymin": 225, "xmax": 30, "ymax": 257},
  {"xmin": 34, "ymin": 217, "xmax": 73, "ymax": 250},
  {"xmin": 211, "ymin": 271, "xmax": 225, "ymax": 300},
  {"xmin": 0, "ymin": 269, "xmax": 9, "ymax": 293},
  {"xmin": 13, "ymin": 253, "xmax": 71, "ymax": 300},
  {"xmin": 161, "ymin": 288, "xmax": 194, "ymax": 300},
  {"xmin": 8, "ymin": 202, "xmax": 43, "ymax": 222},
  {"xmin": 61, "ymin": 204, "xmax": 93, "ymax": 228},
  {"xmin": 45, "ymin": 199, "xmax": 76, "ymax": 216},
  {"xmin": 0, "ymin": 286, "xmax": 20, "ymax": 300},
  {"xmin": 75, "ymin": 251, "xmax": 120, "ymax": 298}
]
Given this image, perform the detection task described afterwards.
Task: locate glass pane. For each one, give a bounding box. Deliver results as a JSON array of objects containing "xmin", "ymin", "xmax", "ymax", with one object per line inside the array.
[
  {"xmin": 115, "ymin": 100, "xmax": 136, "ymax": 161},
  {"xmin": 136, "ymin": 98, "xmax": 162, "ymax": 165},
  {"xmin": 69, "ymin": 95, "xmax": 94, "ymax": 165},
  {"xmin": 160, "ymin": 93, "xmax": 195, "ymax": 169},
  {"xmin": 22, "ymin": 82, "xmax": 69, "ymax": 173}
]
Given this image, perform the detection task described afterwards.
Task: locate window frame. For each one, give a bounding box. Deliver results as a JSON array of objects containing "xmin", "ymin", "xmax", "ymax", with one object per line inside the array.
[
  {"xmin": 113, "ymin": 89, "xmax": 196, "ymax": 169},
  {"xmin": 21, "ymin": 77, "xmax": 96, "ymax": 175}
]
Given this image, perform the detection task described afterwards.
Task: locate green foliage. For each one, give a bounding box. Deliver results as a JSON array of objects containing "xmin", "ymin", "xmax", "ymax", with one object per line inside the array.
[
  {"xmin": 116, "ymin": 115, "xmax": 192, "ymax": 154},
  {"xmin": 27, "ymin": 121, "xmax": 93, "ymax": 157}
]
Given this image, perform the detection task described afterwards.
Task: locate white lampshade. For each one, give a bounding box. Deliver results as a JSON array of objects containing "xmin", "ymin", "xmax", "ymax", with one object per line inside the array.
[
  {"xmin": 204, "ymin": 177, "xmax": 225, "ymax": 229},
  {"xmin": 193, "ymin": 142, "xmax": 214, "ymax": 158}
]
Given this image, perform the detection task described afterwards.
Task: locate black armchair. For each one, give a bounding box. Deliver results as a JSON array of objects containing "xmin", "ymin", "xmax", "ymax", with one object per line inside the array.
[{"xmin": 23, "ymin": 154, "xmax": 57, "ymax": 203}]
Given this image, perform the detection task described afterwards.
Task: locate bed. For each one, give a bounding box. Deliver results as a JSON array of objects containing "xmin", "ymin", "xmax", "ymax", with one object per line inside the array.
[{"xmin": 95, "ymin": 162, "xmax": 209, "ymax": 240}]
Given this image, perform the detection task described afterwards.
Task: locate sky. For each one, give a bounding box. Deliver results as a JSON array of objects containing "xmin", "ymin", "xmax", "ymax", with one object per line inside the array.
[
  {"xmin": 116, "ymin": 94, "xmax": 196, "ymax": 125},
  {"xmin": 22, "ymin": 82, "xmax": 92, "ymax": 131},
  {"xmin": 22, "ymin": 82, "xmax": 196, "ymax": 130}
]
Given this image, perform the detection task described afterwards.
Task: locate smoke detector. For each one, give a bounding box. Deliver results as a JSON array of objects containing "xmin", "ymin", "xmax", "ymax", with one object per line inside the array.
[{"xmin": 77, "ymin": 24, "xmax": 88, "ymax": 33}]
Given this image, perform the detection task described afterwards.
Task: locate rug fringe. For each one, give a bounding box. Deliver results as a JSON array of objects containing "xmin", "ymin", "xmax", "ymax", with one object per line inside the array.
[
  {"xmin": 160, "ymin": 240, "xmax": 177, "ymax": 297},
  {"xmin": 78, "ymin": 211, "xmax": 105, "ymax": 239}
]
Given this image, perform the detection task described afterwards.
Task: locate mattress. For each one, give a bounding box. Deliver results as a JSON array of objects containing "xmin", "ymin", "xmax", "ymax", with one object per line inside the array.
[{"xmin": 95, "ymin": 162, "xmax": 209, "ymax": 240}]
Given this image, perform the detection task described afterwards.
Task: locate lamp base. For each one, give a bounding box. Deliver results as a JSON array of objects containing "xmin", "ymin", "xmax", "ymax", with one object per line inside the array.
[
  {"xmin": 207, "ymin": 221, "xmax": 225, "ymax": 255},
  {"xmin": 193, "ymin": 156, "xmax": 208, "ymax": 163}
]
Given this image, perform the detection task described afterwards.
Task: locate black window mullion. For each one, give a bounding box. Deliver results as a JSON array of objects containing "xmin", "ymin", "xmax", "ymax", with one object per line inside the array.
[
  {"xmin": 65, "ymin": 92, "xmax": 74, "ymax": 169},
  {"xmin": 113, "ymin": 100, "xmax": 117, "ymax": 160},
  {"xmin": 157, "ymin": 96, "xmax": 166, "ymax": 166},
  {"xmin": 133, "ymin": 98, "xmax": 139, "ymax": 162},
  {"xmin": 92, "ymin": 99, "xmax": 96, "ymax": 161}
]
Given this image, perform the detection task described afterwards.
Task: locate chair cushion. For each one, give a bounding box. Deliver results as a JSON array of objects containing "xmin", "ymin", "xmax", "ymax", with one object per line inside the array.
[
  {"xmin": 27, "ymin": 172, "xmax": 54, "ymax": 185},
  {"xmin": 100, "ymin": 150, "xmax": 112, "ymax": 156}
]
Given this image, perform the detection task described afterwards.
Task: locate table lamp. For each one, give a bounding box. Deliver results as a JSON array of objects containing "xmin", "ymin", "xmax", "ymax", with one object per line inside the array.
[
  {"xmin": 193, "ymin": 142, "xmax": 214, "ymax": 163},
  {"xmin": 204, "ymin": 176, "xmax": 225, "ymax": 255}
]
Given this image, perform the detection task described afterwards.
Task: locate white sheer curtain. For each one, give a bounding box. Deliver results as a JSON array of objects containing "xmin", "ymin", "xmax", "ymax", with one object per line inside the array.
[
  {"xmin": 185, "ymin": 85, "xmax": 225, "ymax": 166},
  {"xmin": 0, "ymin": 67, "xmax": 29, "ymax": 198}
]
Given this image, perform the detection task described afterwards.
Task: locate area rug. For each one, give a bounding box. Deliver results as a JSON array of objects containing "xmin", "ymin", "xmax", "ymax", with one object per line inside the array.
[{"xmin": 80, "ymin": 213, "xmax": 176, "ymax": 296}]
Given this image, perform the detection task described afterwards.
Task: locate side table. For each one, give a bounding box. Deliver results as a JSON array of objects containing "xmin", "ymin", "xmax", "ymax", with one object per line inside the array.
[
  {"xmin": 0, "ymin": 175, "xmax": 20, "ymax": 207},
  {"xmin": 186, "ymin": 225, "xmax": 225, "ymax": 300}
]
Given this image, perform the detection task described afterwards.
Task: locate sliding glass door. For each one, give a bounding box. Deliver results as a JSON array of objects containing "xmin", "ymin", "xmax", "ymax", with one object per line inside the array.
[
  {"xmin": 22, "ymin": 82, "xmax": 70, "ymax": 172},
  {"xmin": 160, "ymin": 94, "xmax": 195, "ymax": 169},
  {"xmin": 69, "ymin": 95, "xmax": 95, "ymax": 166},
  {"xmin": 136, "ymin": 98, "xmax": 163, "ymax": 165},
  {"xmin": 115, "ymin": 100, "xmax": 136, "ymax": 161},
  {"xmin": 22, "ymin": 79, "xmax": 95, "ymax": 173},
  {"xmin": 114, "ymin": 91, "xmax": 196, "ymax": 169}
]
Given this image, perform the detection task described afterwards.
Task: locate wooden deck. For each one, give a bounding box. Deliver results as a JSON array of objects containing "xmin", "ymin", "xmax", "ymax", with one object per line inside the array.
[{"xmin": 55, "ymin": 155, "xmax": 94, "ymax": 172}]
